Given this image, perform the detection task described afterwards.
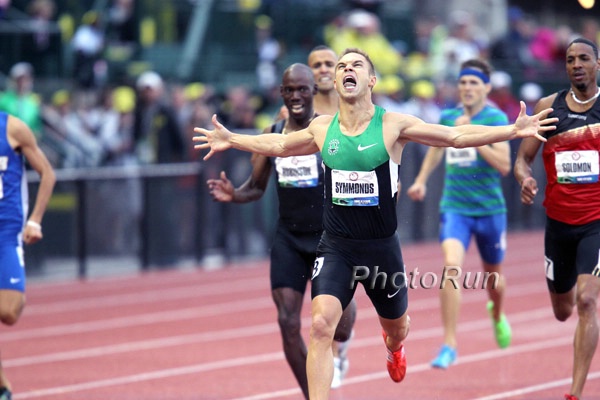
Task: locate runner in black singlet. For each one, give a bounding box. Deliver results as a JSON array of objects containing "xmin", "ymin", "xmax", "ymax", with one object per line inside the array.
[{"xmin": 515, "ymin": 37, "xmax": 600, "ymax": 400}]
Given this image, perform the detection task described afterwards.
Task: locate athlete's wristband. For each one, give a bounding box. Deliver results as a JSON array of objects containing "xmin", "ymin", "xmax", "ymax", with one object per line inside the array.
[{"xmin": 27, "ymin": 220, "xmax": 42, "ymax": 231}]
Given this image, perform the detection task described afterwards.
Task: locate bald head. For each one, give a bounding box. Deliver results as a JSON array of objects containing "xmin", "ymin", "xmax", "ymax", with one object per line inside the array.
[{"xmin": 283, "ymin": 63, "xmax": 315, "ymax": 85}]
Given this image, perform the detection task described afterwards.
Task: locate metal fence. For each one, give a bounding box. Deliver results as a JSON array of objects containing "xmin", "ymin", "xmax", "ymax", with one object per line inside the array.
[{"xmin": 24, "ymin": 145, "xmax": 276, "ymax": 279}]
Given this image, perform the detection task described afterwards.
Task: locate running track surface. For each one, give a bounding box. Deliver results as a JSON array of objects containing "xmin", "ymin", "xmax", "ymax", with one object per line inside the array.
[{"xmin": 6, "ymin": 230, "xmax": 600, "ymax": 400}]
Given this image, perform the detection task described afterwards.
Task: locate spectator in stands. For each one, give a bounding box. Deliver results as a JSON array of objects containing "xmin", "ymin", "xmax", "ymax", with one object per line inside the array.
[
  {"xmin": 173, "ymin": 82, "xmax": 218, "ymax": 141},
  {"xmin": 133, "ymin": 71, "xmax": 186, "ymax": 267},
  {"xmin": 41, "ymin": 89, "xmax": 104, "ymax": 168},
  {"xmin": 372, "ymin": 74, "xmax": 406, "ymax": 113},
  {"xmin": 217, "ymin": 85, "xmax": 259, "ymax": 131},
  {"xmin": 91, "ymin": 86, "xmax": 141, "ymax": 254},
  {"xmin": 180, "ymin": 83, "xmax": 217, "ymax": 157},
  {"xmin": 529, "ymin": 27, "xmax": 559, "ymax": 66},
  {"xmin": 327, "ymin": 9, "xmax": 402, "ymax": 76},
  {"xmin": 83, "ymin": 86, "xmax": 131, "ymax": 166},
  {"xmin": 395, "ymin": 78, "xmax": 441, "ymax": 169},
  {"xmin": 434, "ymin": 79, "xmax": 459, "ymax": 110},
  {"xmin": 106, "ymin": 0, "xmax": 137, "ymax": 45},
  {"xmin": 344, "ymin": 0, "xmax": 383, "ymax": 14},
  {"xmin": 175, "ymin": 82, "xmax": 216, "ymax": 253},
  {"xmin": 255, "ymin": 14, "xmax": 282, "ymax": 93},
  {"xmin": 71, "ymin": 10, "xmax": 106, "ymax": 89},
  {"xmin": 553, "ymin": 25, "xmax": 576, "ymax": 65},
  {"xmin": 528, "ymin": 24, "xmax": 574, "ymax": 72},
  {"xmin": 170, "ymin": 84, "xmax": 190, "ymax": 131},
  {"xmin": 579, "ymin": 17, "xmax": 600, "ymax": 47},
  {"xmin": 133, "ymin": 71, "xmax": 186, "ymax": 164},
  {"xmin": 520, "ymin": 82, "xmax": 543, "ymax": 115},
  {"xmin": 211, "ymin": 84, "xmax": 263, "ymax": 257},
  {"xmin": 322, "ymin": 13, "xmax": 346, "ymax": 48},
  {"xmin": 412, "ymin": 15, "xmax": 439, "ymax": 56},
  {"xmin": 24, "ymin": 0, "xmax": 59, "ymax": 76},
  {"xmin": 0, "ymin": 62, "xmax": 42, "ymax": 136},
  {"xmin": 432, "ymin": 10, "xmax": 486, "ymax": 82},
  {"xmin": 488, "ymin": 70, "xmax": 520, "ymax": 123},
  {"xmin": 489, "ymin": 6, "xmax": 536, "ymax": 73},
  {"xmin": 401, "ymin": 79, "xmax": 442, "ymax": 124}
]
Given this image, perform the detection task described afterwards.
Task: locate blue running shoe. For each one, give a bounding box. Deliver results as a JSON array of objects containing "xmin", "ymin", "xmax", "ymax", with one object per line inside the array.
[{"xmin": 431, "ymin": 345, "xmax": 457, "ymax": 369}]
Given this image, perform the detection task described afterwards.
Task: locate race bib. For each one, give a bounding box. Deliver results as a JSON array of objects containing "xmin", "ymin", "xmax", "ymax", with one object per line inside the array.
[
  {"xmin": 446, "ymin": 147, "xmax": 477, "ymax": 167},
  {"xmin": 275, "ymin": 155, "xmax": 319, "ymax": 188},
  {"xmin": 331, "ymin": 169, "xmax": 379, "ymax": 206},
  {"xmin": 555, "ymin": 150, "xmax": 599, "ymax": 184}
]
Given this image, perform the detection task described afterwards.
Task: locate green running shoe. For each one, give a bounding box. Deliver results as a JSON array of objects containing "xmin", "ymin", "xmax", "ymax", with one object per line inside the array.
[{"xmin": 487, "ymin": 301, "xmax": 512, "ymax": 349}]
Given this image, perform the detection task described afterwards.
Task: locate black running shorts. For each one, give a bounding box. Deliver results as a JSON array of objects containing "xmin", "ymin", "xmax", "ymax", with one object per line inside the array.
[
  {"xmin": 544, "ymin": 217, "xmax": 600, "ymax": 294},
  {"xmin": 270, "ymin": 223, "xmax": 322, "ymax": 294},
  {"xmin": 311, "ymin": 231, "xmax": 408, "ymax": 320}
]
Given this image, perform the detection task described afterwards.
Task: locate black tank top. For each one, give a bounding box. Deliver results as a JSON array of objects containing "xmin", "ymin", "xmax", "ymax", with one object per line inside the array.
[{"xmin": 270, "ymin": 120, "xmax": 324, "ymax": 232}]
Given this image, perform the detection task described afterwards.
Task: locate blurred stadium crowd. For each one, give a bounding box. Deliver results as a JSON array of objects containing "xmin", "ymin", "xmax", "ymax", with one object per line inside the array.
[
  {"xmin": 1, "ymin": 0, "xmax": 597, "ymax": 273},
  {"xmin": 1, "ymin": 0, "xmax": 596, "ymax": 170}
]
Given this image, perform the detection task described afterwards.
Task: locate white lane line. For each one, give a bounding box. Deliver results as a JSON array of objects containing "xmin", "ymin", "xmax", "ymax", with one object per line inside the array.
[
  {"xmin": 5, "ymin": 304, "xmax": 555, "ymax": 368},
  {"xmin": 4, "ymin": 280, "xmax": 547, "ymax": 343},
  {"xmin": 15, "ymin": 352, "xmax": 284, "ymax": 399},
  {"xmin": 472, "ymin": 372, "xmax": 600, "ymax": 400},
  {"xmin": 25, "ymin": 277, "xmax": 268, "ymax": 315},
  {"xmin": 6, "ymin": 309, "xmax": 572, "ymax": 399},
  {"xmin": 229, "ymin": 335, "xmax": 582, "ymax": 400},
  {"xmin": 24, "ymin": 239, "xmax": 545, "ymax": 317},
  {"xmin": 2, "ymin": 297, "xmax": 273, "ymax": 341},
  {"xmin": 13, "ymin": 333, "xmax": 578, "ymax": 399},
  {"xmin": 4, "ymin": 283, "xmax": 551, "ymax": 368}
]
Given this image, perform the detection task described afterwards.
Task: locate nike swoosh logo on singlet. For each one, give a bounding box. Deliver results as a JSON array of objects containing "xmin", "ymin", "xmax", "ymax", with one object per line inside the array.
[{"xmin": 358, "ymin": 143, "xmax": 378, "ymax": 151}]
